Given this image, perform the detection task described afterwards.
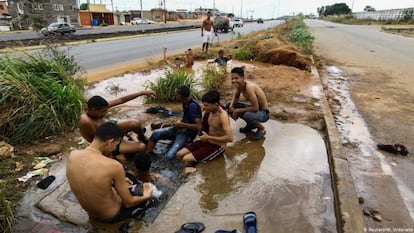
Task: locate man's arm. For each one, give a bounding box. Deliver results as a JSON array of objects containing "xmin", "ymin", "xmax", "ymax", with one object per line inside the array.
[
  {"xmin": 112, "ymin": 162, "xmax": 152, "ymax": 208},
  {"xmin": 200, "ymin": 112, "xmax": 233, "ymax": 144},
  {"xmin": 108, "ymin": 90, "xmax": 156, "ymax": 108},
  {"xmin": 175, "ymin": 118, "xmax": 202, "ymax": 131}
]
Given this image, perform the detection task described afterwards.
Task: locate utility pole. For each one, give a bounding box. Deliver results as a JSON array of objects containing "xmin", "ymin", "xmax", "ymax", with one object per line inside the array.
[
  {"xmin": 163, "ymin": 0, "xmax": 166, "ymax": 23},
  {"xmin": 140, "ymin": 0, "xmax": 144, "ymax": 32},
  {"xmin": 351, "ymin": 0, "xmax": 355, "ymax": 12},
  {"xmin": 240, "ymin": 0, "xmax": 243, "ymax": 18}
]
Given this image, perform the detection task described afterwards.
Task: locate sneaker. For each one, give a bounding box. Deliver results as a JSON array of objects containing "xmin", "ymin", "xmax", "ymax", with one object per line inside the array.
[
  {"xmin": 239, "ymin": 126, "xmax": 254, "ymax": 133},
  {"xmin": 250, "ymin": 130, "xmax": 266, "ymax": 140}
]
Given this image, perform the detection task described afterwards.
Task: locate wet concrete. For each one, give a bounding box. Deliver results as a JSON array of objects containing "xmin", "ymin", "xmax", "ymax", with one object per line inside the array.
[{"xmin": 13, "ymin": 63, "xmax": 336, "ymax": 232}]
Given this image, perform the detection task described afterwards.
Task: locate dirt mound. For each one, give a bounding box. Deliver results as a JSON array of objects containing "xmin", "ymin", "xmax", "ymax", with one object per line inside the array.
[{"xmin": 253, "ymin": 36, "xmax": 309, "ymax": 70}]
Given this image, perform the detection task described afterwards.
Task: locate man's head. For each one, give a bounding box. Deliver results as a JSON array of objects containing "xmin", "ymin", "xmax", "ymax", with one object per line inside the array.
[
  {"xmin": 87, "ymin": 96, "xmax": 108, "ymax": 118},
  {"xmin": 176, "ymin": 85, "xmax": 191, "ymax": 102},
  {"xmin": 231, "ymin": 67, "xmax": 245, "ymax": 89},
  {"xmin": 201, "ymin": 89, "xmax": 220, "ymax": 113},
  {"xmin": 134, "ymin": 151, "xmax": 152, "ymax": 173},
  {"xmin": 174, "ymin": 57, "xmax": 183, "ymax": 67},
  {"xmin": 94, "ymin": 122, "xmax": 123, "ymax": 155},
  {"xmin": 218, "ymin": 50, "xmax": 224, "ymax": 58},
  {"xmin": 207, "ymin": 12, "xmax": 211, "ymax": 18}
]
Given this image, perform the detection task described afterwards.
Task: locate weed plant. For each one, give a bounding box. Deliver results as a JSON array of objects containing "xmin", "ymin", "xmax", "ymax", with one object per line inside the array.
[
  {"xmin": 0, "ymin": 49, "xmax": 85, "ymax": 144},
  {"xmin": 0, "ymin": 186, "xmax": 15, "ymax": 233},
  {"xmin": 288, "ymin": 18, "xmax": 315, "ymax": 54},
  {"xmin": 201, "ymin": 63, "xmax": 227, "ymax": 90},
  {"xmin": 144, "ymin": 69, "xmax": 199, "ymax": 103}
]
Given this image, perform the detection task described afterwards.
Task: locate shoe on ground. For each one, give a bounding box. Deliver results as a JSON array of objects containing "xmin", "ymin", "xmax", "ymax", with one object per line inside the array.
[{"xmin": 250, "ymin": 130, "xmax": 266, "ymax": 140}]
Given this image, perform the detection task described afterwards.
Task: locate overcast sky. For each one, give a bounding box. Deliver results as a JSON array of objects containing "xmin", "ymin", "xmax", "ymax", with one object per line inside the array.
[{"xmin": 83, "ymin": 0, "xmax": 413, "ymax": 19}]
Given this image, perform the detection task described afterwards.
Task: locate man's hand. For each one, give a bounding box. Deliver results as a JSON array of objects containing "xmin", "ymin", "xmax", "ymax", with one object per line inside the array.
[
  {"xmin": 141, "ymin": 90, "xmax": 156, "ymax": 98},
  {"xmin": 231, "ymin": 109, "xmax": 239, "ymax": 120},
  {"xmin": 199, "ymin": 131, "xmax": 210, "ymax": 141},
  {"xmin": 125, "ymin": 177, "xmax": 133, "ymax": 186},
  {"xmin": 174, "ymin": 120, "xmax": 183, "ymax": 128},
  {"xmin": 142, "ymin": 182, "xmax": 153, "ymax": 199}
]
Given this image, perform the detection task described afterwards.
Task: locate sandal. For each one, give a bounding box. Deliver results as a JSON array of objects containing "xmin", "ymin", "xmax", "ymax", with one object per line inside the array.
[
  {"xmin": 175, "ymin": 222, "xmax": 205, "ymax": 233},
  {"xmin": 243, "ymin": 211, "xmax": 257, "ymax": 233}
]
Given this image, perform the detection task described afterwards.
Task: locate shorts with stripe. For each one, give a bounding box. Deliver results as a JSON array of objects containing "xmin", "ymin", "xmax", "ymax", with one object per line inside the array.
[{"xmin": 185, "ymin": 140, "xmax": 225, "ymax": 162}]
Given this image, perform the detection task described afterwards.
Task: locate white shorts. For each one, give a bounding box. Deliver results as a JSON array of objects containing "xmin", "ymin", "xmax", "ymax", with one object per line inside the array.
[{"xmin": 203, "ymin": 30, "xmax": 213, "ymax": 43}]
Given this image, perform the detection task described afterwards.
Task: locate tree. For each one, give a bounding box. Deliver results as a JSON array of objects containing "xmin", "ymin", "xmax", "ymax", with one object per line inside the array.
[
  {"xmin": 317, "ymin": 6, "xmax": 325, "ymax": 17},
  {"xmin": 80, "ymin": 3, "xmax": 88, "ymax": 10},
  {"xmin": 323, "ymin": 3, "xmax": 351, "ymax": 16},
  {"xmin": 364, "ymin": 5, "xmax": 376, "ymax": 12}
]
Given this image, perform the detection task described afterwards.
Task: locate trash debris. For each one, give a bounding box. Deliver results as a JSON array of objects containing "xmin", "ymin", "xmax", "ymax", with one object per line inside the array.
[
  {"xmin": 17, "ymin": 168, "xmax": 48, "ymax": 182},
  {"xmin": 0, "ymin": 141, "xmax": 14, "ymax": 158},
  {"xmin": 363, "ymin": 207, "xmax": 383, "ymax": 222},
  {"xmin": 377, "ymin": 143, "xmax": 409, "ymax": 156},
  {"xmin": 15, "ymin": 161, "xmax": 24, "ymax": 172},
  {"xmin": 32, "ymin": 157, "xmax": 57, "ymax": 169},
  {"xmin": 390, "ymin": 162, "xmax": 397, "ymax": 167}
]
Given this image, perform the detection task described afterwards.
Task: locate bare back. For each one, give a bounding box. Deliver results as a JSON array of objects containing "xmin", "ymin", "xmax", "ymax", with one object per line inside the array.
[
  {"xmin": 66, "ymin": 149, "xmax": 123, "ymax": 219},
  {"xmin": 241, "ymin": 81, "xmax": 269, "ymax": 111},
  {"xmin": 207, "ymin": 107, "xmax": 232, "ymax": 147},
  {"xmin": 79, "ymin": 113, "xmax": 105, "ymax": 143}
]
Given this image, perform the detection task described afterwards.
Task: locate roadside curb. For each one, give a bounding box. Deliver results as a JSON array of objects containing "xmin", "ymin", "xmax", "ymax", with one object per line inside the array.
[{"xmin": 310, "ymin": 62, "xmax": 365, "ymax": 233}]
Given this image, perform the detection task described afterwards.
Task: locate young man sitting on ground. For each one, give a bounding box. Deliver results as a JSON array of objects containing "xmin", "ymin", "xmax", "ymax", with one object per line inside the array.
[
  {"xmin": 176, "ymin": 89, "xmax": 233, "ymax": 175},
  {"xmin": 79, "ymin": 90, "xmax": 155, "ymax": 161},
  {"xmin": 67, "ymin": 122, "xmax": 153, "ymax": 222}
]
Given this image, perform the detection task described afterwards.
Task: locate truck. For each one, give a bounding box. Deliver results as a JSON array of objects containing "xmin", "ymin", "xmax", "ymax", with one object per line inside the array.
[{"xmin": 213, "ymin": 15, "xmax": 234, "ymax": 33}]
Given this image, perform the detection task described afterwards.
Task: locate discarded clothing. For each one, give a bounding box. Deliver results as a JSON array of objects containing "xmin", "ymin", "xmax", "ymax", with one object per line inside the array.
[
  {"xmin": 32, "ymin": 157, "xmax": 57, "ymax": 169},
  {"xmin": 17, "ymin": 168, "xmax": 48, "ymax": 182},
  {"xmin": 377, "ymin": 144, "xmax": 409, "ymax": 156}
]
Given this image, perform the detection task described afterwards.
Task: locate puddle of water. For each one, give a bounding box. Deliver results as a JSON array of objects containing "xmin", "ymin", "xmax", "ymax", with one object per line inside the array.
[
  {"xmin": 323, "ymin": 66, "xmax": 414, "ymax": 220},
  {"xmin": 140, "ymin": 120, "xmax": 336, "ymax": 233}
]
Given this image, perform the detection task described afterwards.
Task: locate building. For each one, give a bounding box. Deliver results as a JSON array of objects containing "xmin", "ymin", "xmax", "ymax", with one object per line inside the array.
[
  {"xmin": 0, "ymin": 0, "xmax": 11, "ymax": 31},
  {"xmin": 0, "ymin": 0, "xmax": 8, "ymax": 14},
  {"xmin": 78, "ymin": 4, "xmax": 113, "ymax": 27},
  {"xmin": 7, "ymin": 0, "xmax": 78, "ymax": 30}
]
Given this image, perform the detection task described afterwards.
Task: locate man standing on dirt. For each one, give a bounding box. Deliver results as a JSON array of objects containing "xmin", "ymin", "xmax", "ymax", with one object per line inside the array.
[
  {"xmin": 226, "ymin": 67, "xmax": 270, "ymax": 140},
  {"xmin": 146, "ymin": 85, "xmax": 202, "ymax": 159},
  {"xmin": 67, "ymin": 122, "xmax": 153, "ymax": 222},
  {"xmin": 176, "ymin": 90, "xmax": 233, "ymax": 175},
  {"xmin": 201, "ymin": 12, "xmax": 216, "ymax": 53},
  {"xmin": 79, "ymin": 90, "xmax": 155, "ymax": 161}
]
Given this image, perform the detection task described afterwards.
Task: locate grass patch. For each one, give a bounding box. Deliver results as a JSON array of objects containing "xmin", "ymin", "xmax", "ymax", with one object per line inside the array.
[
  {"xmin": 0, "ymin": 183, "xmax": 16, "ymax": 233},
  {"xmin": 0, "ymin": 48, "xmax": 86, "ymax": 144},
  {"xmin": 201, "ymin": 63, "xmax": 227, "ymax": 90},
  {"xmin": 288, "ymin": 18, "xmax": 314, "ymax": 54},
  {"xmin": 144, "ymin": 69, "xmax": 200, "ymax": 103}
]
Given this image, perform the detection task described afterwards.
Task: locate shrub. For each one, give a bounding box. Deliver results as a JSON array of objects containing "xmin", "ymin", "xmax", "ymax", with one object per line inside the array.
[
  {"xmin": 289, "ymin": 19, "xmax": 315, "ymax": 54},
  {"xmin": 144, "ymin": 69, "xmax": 199, "ymax": 103},
  {"xmin": 201, "ymin": 63, "xmax": 227, "ymax": 90},
  {"xmin": 233, "ymin": 46, "xmax": 254, "ymax": 60},
  {"xmin": 30, "ymin": 14, "xmax": 46, "ymax": 32},
  {"xmin": 0, "ymin": 48, "xmax": 85, "ymax": 144}
]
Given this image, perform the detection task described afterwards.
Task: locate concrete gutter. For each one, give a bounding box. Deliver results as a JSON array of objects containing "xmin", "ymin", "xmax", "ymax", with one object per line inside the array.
[{"xmin": 310, "ymin": 62, "xmax": 365, "ymax": 233}]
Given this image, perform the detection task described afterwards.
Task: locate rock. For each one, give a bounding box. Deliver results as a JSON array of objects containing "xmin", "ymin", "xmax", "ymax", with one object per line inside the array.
[
  {"xmin": 38, "ymin": 144, "xmax": 62, "ymax": 156},
  {"xmin": 358, "ymin": 197, "xmax": 365, "ymax": 204},
  {"xmin": 373, "ymin": 213, "xmax": 383, "ymax": 222}
]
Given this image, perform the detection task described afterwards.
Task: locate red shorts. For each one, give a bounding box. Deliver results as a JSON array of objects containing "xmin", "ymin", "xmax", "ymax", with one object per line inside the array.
[{"xmin": 185, "ymin": 140, "xmax": 225, "ymax": 162}]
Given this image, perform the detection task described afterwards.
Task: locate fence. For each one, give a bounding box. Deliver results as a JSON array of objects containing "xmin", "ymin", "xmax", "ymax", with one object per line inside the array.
[{"xmin": 352, "ymin": 8, "xmax": 414, "ymax": 21}]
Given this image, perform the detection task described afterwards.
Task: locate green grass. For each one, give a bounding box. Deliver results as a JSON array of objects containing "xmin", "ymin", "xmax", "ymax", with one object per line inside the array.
[
  {"xmin": 144, "ymin": 69, "xmax": 200, "ymax": 103},
  {"xmin": 0, "ymin": 48, "xmax": 86, "ymax": 144},
  {"xmin": 288, "ymin": 17, "xmax": 315, "ymax": 54},
  {"xmin": 0, "ymin": 185, "xmax": 15, "ymax": 233}
]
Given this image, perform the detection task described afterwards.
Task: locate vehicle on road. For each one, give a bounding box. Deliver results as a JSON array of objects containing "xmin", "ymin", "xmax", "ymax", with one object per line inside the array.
[
  {"xmin": 257, "ymin": 18, "xmax": 264, "ymax": 23},
  {"xmin": 131, "ymin": 18, "xmax": 155, "ymax": 25},
  {"xmin": 40, "ymin": 22, "xmax": 76, "ymax": 36},
  {"xmin": 234, "ymin": 18, "xmax": 244, "ymax": 27},
  {"xmin": 214, "ymin": 15, "xmax": 234, "ymax": 33}
]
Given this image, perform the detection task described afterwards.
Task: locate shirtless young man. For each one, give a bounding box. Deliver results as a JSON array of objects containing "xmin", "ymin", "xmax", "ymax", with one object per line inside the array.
[
  {"xmin": 79, "ymin": 90, "xmax": 155, "ymax": 159},
  {"xmin": 226, "ymin": 67, "xmax": 270, "ymax": 140},
  {"xmin": 163, "ymin": 47, "xmax": 194, "ymax": 73},
  {"xmin": 201, "ymin": 12, "xmax": 217, "ymax": 53},
  {"xmin": 176, "ymin": 90, "xmax": 233, "ymax": 175},
  {"xmin": 67, "ymin": 122, "xmax": 153, "ymax": 222}
]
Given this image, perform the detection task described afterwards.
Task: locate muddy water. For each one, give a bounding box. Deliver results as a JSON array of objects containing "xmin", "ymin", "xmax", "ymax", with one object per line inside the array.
[
  {"xmin": 323, "ymin": 66, "xmax": 414, "ymax": 221},
  {"xmin": 14, "ymin": 62, "xmax": 336, "ymax": 233}
]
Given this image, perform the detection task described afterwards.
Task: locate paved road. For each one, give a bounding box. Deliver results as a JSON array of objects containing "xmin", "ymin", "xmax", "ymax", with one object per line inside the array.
[
  {"xmin": 34, "ymin": 20, "xmax": 280, "ymax": 72},
  {"xmin": 307, "ymin": 19, "xmax": 414, "ymax": 229}
]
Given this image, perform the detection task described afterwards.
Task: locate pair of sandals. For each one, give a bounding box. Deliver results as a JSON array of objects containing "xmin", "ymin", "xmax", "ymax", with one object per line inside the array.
[{"xmin": 175, "ymin": 211, "xmax": 257, "ymax": 233}]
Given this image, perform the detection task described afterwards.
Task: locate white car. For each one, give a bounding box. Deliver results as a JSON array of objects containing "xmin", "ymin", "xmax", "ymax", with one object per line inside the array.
[
  {"xmin": 130, "ymin": 18, "xmax": 155, "ymax": 25},
  {"xmin": 234, "ymin": 18, "xmax": 244, "ymax": 27}
]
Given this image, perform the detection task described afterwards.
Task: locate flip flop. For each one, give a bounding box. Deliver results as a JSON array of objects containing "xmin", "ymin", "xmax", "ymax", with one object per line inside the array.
[
  {"xmin": 175, "ymin": 222, "xmax": 205, "ymax": 233},
  {"xmin": 36, "ymin": 175, "xmax": 56, "ymax": 190},
  {"xmin": 215, "ymin": 230, "xmax": 241, "ymax": 233},
  {"xmin": 243, "ymin": 211, "xmax": 257, "ymax": 233}
]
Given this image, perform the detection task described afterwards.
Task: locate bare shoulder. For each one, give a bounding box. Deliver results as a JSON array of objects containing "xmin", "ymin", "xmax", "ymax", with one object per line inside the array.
[{"xmin": 79, "ymin": 113, "xmax": 92, "ymax": 125}]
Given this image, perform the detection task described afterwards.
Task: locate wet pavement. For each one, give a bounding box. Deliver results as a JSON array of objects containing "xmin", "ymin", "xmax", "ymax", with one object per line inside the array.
[{"xmin": 13, "ymin": 62, "xmax": 337, "ymax": 232}]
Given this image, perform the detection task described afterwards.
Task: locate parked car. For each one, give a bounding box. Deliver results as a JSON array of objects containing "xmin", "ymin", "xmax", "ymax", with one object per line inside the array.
[
  {"xmin": 257, "ymin": 18, "xmax": 264, "ymax": 23},
  {"xmin": 130, "ymin": 18, "xmax": 155, "ymax": 25},
  {"xmin": 234, "ymin": 18, "xmax": 244, "ymax": 27},
  {"xmin": 41, "ymin": 22, "xmax": 76, "ymax": 36}
]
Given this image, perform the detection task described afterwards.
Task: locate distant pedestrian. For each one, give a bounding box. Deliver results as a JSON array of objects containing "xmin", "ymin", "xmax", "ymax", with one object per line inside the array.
[
  {"xmin": 214, "ymin": 50, "xmax": 231, "ymax": 66},
  {"xmin": 201, "ymin": 12, "xmax": 217, "ymax": 53}
]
